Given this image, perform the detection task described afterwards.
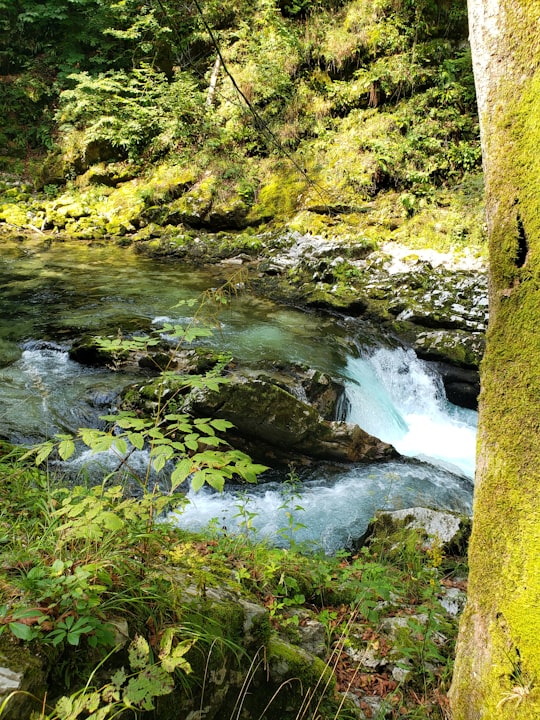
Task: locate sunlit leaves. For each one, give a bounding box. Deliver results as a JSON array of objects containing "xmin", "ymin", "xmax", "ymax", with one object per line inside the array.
[
  {"xmin": 34, "ymin": 440, "xmax": 55, "ymax": 465},
  {"xmin": 57, "ymin": 436, "xmax": 76, "ymax": 461}
]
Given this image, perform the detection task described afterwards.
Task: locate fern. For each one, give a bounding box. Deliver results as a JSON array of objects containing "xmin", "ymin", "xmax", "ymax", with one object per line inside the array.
[{"xmin": 57, "ymin": 65, "xmax": 207, "ymax": 158}]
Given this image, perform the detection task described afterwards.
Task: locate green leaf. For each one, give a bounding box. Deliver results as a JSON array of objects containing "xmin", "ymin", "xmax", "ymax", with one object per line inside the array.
[
  {"xmin": 80, "ymin": 428, "xmax": 104, "ymax": 446},
  {"xmin": 128, "ymin": 432, "xmax": 145, "ymax": 450},
  {"xmin": 12, "ymin": 607, "xmax": 46, "ymax": 621},
  {"xmin": 205, "ymin": 378, "xmax": 227, "ymax": 392},
  {"xmin": 35, "ymin": 441, "xmax": 55, "ymax": 465},
  {"xmin": 9, "ymin": 622, "xmax": 36, "ymax": 641},
  {"xmin": 210, "ymin": 418, "xmax": 234, "ymax": 432},
  {"xmin": 114, "ymin": 437, "xmax": 127, "ymax": 455},
  {"xmin": 58, "ymin": 438, "xmax": 76, "ymax": 461},
  {"xmin": 87, "ymin": 706, "xmax": 111, "ymax": 720},
  {"xmin": 198, "ymin": 435, "xmax": 222, "ymax": 447},
  {"xmin": 152, "ymin": 454, "xmax": 166, "ymax": 473},
  {"xmin": 100, "ymin": 511, "xmax": 125, "ymax": 531},
  {"xmin": 204, "ymin": 471, "xmax": 225, "ymax": 493},
  {"xmin": 184, "ymin": 327, "xmax": 213, "ymax": 342},
  {"xmin": 190, "ymin": 472, "xmax": 206, "ymax": 492},
  {"xmin": 113, "ymin": 415, "xmax": 140, "ymax": 429},
  {"xmin": 170, "ymin": 459, "xmax": 192, "ymax": 490},
  {"xmin": 129, "ymin": 635, "xmax": 150, "ymax": 670},
  {"xmin": 51, "ymin": 559, "xmax": 66, "ymax": 574},
  {"xmin": 161, "ymin": 639, "xmax": 194, "ymax": 674},
  {"xmin": 184, "ymin": 436, "xmax": 199, "ymax": 452},
  {"xmin": 53, "ymin": 697, "xmax": 74, "ymax": 717},
  {"xmin": 110, "ymin": 668, "xmax": 127, "ymax": 689},
  {"xmin": 193, "ymin": 420, "xmax": 214, "ymax": 434}
]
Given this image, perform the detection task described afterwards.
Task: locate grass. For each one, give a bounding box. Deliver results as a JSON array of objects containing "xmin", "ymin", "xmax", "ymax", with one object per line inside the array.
[{"xmin": 0, "ymin": 438, "xmax": 467, "ymax": 719}]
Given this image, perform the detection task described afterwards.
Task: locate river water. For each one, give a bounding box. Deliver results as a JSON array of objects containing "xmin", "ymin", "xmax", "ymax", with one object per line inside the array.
[{"xmin": 0, "ymin": 237, "xmax": 476, "ymax": 553}]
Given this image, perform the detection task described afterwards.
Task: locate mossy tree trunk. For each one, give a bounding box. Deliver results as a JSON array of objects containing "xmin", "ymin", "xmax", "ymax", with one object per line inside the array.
[{"xmin": 449, "ymin": 1, "xmax": 540, "ymax": 718}]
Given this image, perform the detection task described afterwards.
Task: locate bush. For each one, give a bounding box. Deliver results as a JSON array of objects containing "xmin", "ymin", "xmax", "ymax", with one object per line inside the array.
[{"xmin": 56, "ymin": 66, "xmax": 208, "ymax": 164}]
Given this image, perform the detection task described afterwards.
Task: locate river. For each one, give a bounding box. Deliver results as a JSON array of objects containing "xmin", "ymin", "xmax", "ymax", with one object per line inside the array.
[{"xmin": 0, "ymin": 237, "xmax": 476, "ymax": 553}]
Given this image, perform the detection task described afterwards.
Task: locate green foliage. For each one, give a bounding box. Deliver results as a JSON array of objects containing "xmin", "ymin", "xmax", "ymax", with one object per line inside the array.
[
  {"xmin": 30, "ymin": 632, "xmax": 194, "ymax": 719},
  {"xmin": 278, "ymin": 0, "xmax": 345, "ymax": 18},
  {"xmin": 0, "ymin": 436, "xmax": 465, "ymax": 719},
  {"xmin": 57, "ymin": 66, "xmax": 208, "ymax": 162}
]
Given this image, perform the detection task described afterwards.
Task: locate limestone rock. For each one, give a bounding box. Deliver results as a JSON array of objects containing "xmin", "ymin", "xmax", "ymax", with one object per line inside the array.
[{"xmin": 366, "ymin": 507, "xmax": 471, "ymax": 553}]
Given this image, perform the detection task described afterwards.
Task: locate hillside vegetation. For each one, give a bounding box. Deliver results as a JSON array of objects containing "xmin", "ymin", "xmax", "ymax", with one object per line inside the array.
[{"xmin": 0, "ymin": 0, "xmax": 483, "ymax": 252}]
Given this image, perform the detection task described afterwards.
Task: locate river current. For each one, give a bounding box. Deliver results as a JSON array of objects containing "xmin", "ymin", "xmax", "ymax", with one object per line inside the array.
[{"xmin": 0, "ymin": 238, "xmax": 476, "ymax": 553}]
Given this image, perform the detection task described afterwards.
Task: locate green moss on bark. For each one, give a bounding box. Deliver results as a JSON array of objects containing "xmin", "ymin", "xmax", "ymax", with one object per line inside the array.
[{"xmin": 450, "ymin": 3, "xmax": 540, "ymax": 718}]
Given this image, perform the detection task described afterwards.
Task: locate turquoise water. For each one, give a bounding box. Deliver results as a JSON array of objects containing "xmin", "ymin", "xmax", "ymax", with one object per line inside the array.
[
  {"xmin": 0, "ymin": 237, "xmax": 477, "ymax": 551},
  {"xmin": 0, "ymin": 238, "xmax": 346, "ymax": 441}
]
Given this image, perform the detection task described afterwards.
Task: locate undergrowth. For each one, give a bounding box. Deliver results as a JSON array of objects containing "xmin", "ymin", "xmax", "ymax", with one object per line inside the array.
[{"xmin": 0, "ymin": 438, "xmax": 466, "ymax": 719}]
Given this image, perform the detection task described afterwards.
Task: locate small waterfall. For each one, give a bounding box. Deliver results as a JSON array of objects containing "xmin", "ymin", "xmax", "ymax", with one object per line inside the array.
[
  {"xmin": 175, "ymin": 346, "xmax": 477, "ymax": 553},
  {"xmin": 344, "ymin": 347, "xmax": 477, "ymax": 478}
]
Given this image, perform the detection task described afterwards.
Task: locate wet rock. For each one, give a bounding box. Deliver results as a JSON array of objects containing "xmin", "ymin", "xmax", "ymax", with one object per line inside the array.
[
  {"xmin": 69, "ymin": 336, "xmax": 130, "ymax": 367},
  {"xmin": 186, "ymin": 376, "xmax": 399, "ymax": 465},
  {"xmin": 300, "ymin": 368, "xmax": 344, "ymax": 419},
  {"xmin": 428, "ymin": 360, "xmax": 480, "ymax": 409}
]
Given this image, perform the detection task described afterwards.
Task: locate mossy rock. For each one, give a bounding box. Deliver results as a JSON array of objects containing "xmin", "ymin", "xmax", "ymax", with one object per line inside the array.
[
  {"xmin": 247, "ymin": 166, "xmax": 308, "ymax": 224},
  {"xmin": 79, "ymin": 162, "xmax": 138, "ymax": 188},
  {"xmin": 205, "ymin": 196, "xmax": 250, "ymax": 230},
  {"xmin": 250, "ymin": 637, "xmax": 350, "ymax": 719},
  {"xmin": 0, "ymin": 635, "xmax": 49, "ymax": 720},
  {"xmin": 36, "ymin": 152, "xmax": 67, "ymax": 189},
  {"xmin": 69, "ymin": 336, "xmax": 130, "ymax": 367},
  {"xmin": 187, "ymin": 376, "xmax": 398, "ymax": 464},
  {"xmin": 144, "ymin": 163, "xmax": 198, "ymax": 202},
  {"xmin": 164, "ymin": 175, "xmax": 216, "ymax": 227},
  {"xmin": 413, "ymin": 328, "xmax": 485, "ymax": 368},
  {"xmin": 365, "ymin": 507, "xmax": 472, "ymax": 557},
  {"xmin": 0, "ymin": 203, "xmax": 29, "ymax": 228}
]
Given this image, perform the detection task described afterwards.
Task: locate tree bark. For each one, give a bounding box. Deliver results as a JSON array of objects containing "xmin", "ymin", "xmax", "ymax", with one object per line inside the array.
[
  {"xmin": 449, "ymin": 2, "xmax": 540, "ymax": 718},
  {"xmin": 206, "ymin": 55, "xmax": 221, "ymax": 106}
]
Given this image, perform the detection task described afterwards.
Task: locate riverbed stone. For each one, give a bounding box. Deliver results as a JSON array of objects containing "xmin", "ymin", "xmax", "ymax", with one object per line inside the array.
[{"xmin": 186, "ymin": 376, "xmax": 398, "ymax": 465}]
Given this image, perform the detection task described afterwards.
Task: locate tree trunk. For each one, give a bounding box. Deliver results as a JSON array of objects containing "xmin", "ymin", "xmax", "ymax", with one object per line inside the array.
[
  {"xmin": 449, "ymin": 1, "xmax": 540, "ymax": 718},
  {"xmin": 206, "ymin": 55, "xmax": 221, "ymax": 106}
]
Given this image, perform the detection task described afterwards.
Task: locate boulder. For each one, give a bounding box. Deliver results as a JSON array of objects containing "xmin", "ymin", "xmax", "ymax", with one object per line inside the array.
[
  {"xmin": 364, "ymin": 507, "xmax": 471, "ymax": 554},
  {"xmin": 186, "ymin": 376, "xmax": 398, "ymax": 465}
]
